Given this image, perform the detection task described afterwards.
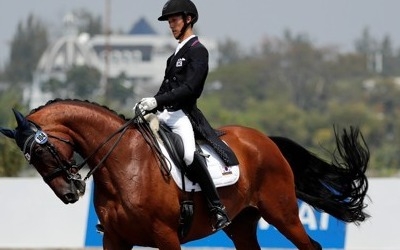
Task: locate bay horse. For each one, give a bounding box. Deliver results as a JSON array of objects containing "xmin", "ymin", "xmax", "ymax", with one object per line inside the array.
[{"xmin": 0, "ymin": 99, "xmax": 370, "ymax": 250}]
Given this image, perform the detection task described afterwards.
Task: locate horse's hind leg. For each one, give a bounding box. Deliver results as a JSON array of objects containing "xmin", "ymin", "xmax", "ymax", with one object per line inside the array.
[
  {"xmin": 224, "ymin": 207, "xmax": 262, "ymax": 250},
  {"xmin": 310, "ymin": 236, "xmax": 322, "ymax": 250},
  {"xmin": 258, "ymin": 177, "xmax": 321, "ymax": 249},
  {"xmin": 103, "ymin": 232, "xmax": 133, "ymax": 250}
]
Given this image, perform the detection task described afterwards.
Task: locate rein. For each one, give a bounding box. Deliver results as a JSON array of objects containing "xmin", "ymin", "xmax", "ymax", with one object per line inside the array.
[
  {"xmin": 77, "ymin": 118, "xmax": 135, "ymax": 181},
  {"xmin": 78, "ymin": 108, "xmax": 172, "ymax": 180},
  {"xmin": 59, "ymin": 106, "xmax": 171, "ymax": 181},
  {"xmin": 135, "ymin": 111, "xmax": 172, "ymax": 177},
  {"xmin": 26, "ymin": 106, "xmax": 172, "ymax": 183}
]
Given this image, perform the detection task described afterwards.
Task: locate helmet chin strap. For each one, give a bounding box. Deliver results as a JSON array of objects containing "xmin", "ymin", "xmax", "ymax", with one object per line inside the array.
[{"xmin": 176, "ymin": 13, "xmax": 192, "ymax": 41}]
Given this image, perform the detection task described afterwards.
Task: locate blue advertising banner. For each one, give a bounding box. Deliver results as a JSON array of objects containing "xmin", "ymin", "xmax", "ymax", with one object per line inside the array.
[
  {"xmin": 85, "ymin": 185, "xmax": 102, "ymax": 247},
  {"xmin": 183, "ymin": 201, "xmax": 345, "ymax": 249},
  {"xmin": 85, "ymin": 183, "xmax": 345, "ymax": 248}
]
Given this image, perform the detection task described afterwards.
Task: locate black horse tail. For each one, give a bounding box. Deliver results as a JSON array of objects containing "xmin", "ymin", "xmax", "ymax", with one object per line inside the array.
[{"xmin": 269, "ymin": 126, "xmax": 370, "ymax": 224}]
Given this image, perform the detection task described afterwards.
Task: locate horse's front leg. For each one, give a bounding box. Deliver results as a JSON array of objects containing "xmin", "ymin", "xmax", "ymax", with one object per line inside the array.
[
  {"xmin": 152, "ymin": 225, "xmax": 182, "ymax": 250},
  {"xmin": 103, "ymin": 232, "xmax": 133, "ymax": 250},
  {"xmin": 102, "ymin": 224, "xmax": 182, "ymax": 250}
]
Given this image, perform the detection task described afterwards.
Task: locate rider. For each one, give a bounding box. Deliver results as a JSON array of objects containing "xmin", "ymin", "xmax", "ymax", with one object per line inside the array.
[{"xmin": 136, "ymin": 0, "xmax": 238, "ymax": 231}]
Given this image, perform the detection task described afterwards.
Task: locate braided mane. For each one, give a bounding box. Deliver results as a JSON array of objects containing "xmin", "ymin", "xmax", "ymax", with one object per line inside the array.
[{"xmin": 28, "ymin": 98, "xmax": 129, "ymax": 121}]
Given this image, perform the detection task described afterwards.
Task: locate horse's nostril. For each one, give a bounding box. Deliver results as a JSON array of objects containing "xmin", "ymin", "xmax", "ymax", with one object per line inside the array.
[{"xmin": 64, "ymin": 193, "xmax": 79, "ymax": 203}]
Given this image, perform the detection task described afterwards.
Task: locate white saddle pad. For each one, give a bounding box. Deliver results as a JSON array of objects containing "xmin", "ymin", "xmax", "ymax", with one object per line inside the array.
[{"xmin": 158, "ymin": 141, "xmax": 240, "ymax": 192}]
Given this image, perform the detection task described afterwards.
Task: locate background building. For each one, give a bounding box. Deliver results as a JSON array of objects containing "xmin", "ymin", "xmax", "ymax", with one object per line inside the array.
[{"xmin": 28, "ymin": 13, "xmax": 218, "ymax": 108}]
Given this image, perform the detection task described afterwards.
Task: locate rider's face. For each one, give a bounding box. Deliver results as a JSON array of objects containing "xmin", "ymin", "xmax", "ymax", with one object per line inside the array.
[
  {"xmin": 168, "ymin": 15, "xmax": 184, "ymax": 39},
  {"xmin": 167, "ymin": 15, "xmax": 192, "ymax": 40}
]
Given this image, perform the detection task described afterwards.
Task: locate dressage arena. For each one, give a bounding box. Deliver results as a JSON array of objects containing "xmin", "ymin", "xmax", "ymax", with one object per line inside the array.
[
  {"xmin": 0, "ymin": 248, "xmax": 335, "ymax": 250},
  {"xmin": 3, "ymin": 248, "xmax": 240, "ymax": 250},
  {"xmin": 1, "ymin": 178, "xmax": 400, "ymax": 249},
  {"xmin": 2, "ymin": 248, "xmax": 286, "ymax": 250}
]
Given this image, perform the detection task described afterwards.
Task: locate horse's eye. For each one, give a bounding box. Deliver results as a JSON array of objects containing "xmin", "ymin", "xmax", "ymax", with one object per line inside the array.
[{"xmin": 34, "ymin": 147, "xmax": 44, "ymax": 156}]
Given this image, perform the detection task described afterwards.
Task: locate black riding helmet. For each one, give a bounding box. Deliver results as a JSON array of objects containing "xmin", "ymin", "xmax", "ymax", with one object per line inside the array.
[{"xmin": 158, "ymin": 0, "xmax": 198, "ymax": 25}]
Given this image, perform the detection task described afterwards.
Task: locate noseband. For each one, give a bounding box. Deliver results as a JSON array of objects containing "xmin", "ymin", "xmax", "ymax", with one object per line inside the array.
[{"xmin": 22, "ymin": 122, "xmax": 81, "ymax": 184}]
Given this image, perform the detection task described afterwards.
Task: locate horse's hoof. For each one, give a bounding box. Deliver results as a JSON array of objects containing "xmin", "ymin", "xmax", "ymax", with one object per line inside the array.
[{"xmin": 96, "ymin": 224, "xmax": 105, "ymax": 234}]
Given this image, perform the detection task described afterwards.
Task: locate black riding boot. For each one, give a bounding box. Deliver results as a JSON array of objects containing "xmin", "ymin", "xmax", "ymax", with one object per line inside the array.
[{"xmin": 187, "ymin": 152, "xmax": 231, "ymax": 231}]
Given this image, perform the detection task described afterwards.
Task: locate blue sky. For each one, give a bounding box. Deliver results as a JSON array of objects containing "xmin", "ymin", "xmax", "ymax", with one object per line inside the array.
[{"xmin": 1, "ymin": 0, "xmax": 399, "ymax": 66}]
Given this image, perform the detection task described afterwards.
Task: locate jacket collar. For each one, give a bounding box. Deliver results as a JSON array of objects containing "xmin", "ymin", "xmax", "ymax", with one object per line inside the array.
[{"xmin": 166, "ymin": 36, "xmax": 199, "ymax": 74}]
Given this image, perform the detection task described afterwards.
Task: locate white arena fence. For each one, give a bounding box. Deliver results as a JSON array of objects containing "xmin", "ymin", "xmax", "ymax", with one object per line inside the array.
[{"xmin": 0, "ymin": 178, "xmax": 399, "ymax": 250}]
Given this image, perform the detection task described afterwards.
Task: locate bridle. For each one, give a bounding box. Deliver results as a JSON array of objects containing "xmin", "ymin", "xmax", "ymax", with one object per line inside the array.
[
  {"xmin": 21, "ymin": 124, "xmax": 81, "ymax": 184},
  {"xmin": 23, "ymin": 117, "xmax": 135, "ymax": 184}
]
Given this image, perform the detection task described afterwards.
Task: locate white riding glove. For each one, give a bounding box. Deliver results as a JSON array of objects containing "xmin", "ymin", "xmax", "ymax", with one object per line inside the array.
[
  {"xmin": 140, "ymin": 97, "xmax": 157, "ymax": 111},
  {"xmin": 133, "ymin": 97, "xmax": 157, "ymax": 116}
]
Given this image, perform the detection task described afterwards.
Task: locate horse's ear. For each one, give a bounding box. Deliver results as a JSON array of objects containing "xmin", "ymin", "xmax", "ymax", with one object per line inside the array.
[
  {"xmin": 12, "ymin": 108, "xmax": 30, "ymax": 130},
  {"xmin": 0, "ymin": 109, "xmax": 29, "ymax": 139},
  {"xmin": 0, "ymin": 128, "xmax": 16, "ymax": 139}
]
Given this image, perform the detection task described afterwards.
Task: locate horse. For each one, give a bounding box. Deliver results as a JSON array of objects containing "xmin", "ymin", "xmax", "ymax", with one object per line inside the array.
[{"xmin": 0, "ymin": 99, "xmax": 370, "ymax": 250}]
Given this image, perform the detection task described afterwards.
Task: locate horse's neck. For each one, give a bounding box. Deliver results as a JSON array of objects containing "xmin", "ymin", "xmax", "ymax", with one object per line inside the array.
[
  {"xmin": 41, "ymin": 106, "xmax": 134, "ymax": 169},
  {"xmin": 61, "ymin": 110, "xmax": 143, "ymax": 183},
  {"xmin": 61, "ymin": 109, "xmax": 125, "ymax": 150}
]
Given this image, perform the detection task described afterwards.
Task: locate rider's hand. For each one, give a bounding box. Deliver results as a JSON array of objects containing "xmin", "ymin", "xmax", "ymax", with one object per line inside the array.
[
  {"xmin": 132, "ymin": 97, "xmax": 157, "ymax": 116},
  {"xmin": 140, "ymin": 97, "xmax": 157, "ymax": 111}
]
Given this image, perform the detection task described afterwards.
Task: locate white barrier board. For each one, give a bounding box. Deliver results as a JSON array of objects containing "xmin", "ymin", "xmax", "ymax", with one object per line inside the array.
[{"xmin": 0, "ymin": 177, "xmax": 399, "ymax": 249}]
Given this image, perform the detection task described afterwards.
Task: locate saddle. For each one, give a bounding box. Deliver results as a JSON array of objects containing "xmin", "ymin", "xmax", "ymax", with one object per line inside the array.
[{"xmin": 144, "ymin": 113, "xmax": 214, "ymax": 178}]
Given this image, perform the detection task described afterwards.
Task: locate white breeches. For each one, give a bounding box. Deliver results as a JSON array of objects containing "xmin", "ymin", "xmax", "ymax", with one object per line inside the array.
[{"xmin": 157, "ymin": 109, "xmax": 195, "ymax": 165}]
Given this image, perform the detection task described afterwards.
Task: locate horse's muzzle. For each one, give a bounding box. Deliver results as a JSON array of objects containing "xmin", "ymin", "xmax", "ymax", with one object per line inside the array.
[
  {"xmin": 73, "ymin": 179, "xmax": 86, "ymax": 197},
  {"xmin": 61, "ymin": 179, "xmax": 86, "ymax": 204},
  {"xmin": 62, "ymin": 192, "xmax": 80, "ymax": 204}
]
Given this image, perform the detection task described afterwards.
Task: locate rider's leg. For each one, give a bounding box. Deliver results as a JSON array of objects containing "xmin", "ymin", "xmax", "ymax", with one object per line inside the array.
[
  {"xmin": 186, "ymin": 151, "xmax": 231, "ymax": 231},
  {"xmin": 157, "ymin": 110, "xmax": 194, "ymax": 165},
  {"xmin": 158, "ymin": 109, "xmax": 230, "ymax": 231}
]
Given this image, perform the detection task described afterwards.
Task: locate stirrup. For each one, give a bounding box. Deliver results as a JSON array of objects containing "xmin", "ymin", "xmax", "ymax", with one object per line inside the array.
[{"xmin": 211, "ymin": 207, "xmax": 231, "ymax": 231}]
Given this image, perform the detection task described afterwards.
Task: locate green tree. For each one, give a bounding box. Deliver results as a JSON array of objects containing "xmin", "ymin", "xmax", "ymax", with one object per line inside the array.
[
  {"xmin": 380, "ymin": 35, "xmax": 400, "ymax": 76},
  {"xmin": 65, "ymin": 65, "xmax": 101, "ymax": 99},
  {"xmin": 41, "ymin": 77, "xmax": 67, "ymax": 97},
  {"xmin": 41, "ymin": 66, "xmax": 101, "ymax": 100},
  {"xmin": 107, "ymin": 73, "xmax": 134, "ymax": 105},
  {"xmin": 217, "ymin": 38, "xmax": 243, "ymax": 66},
  {"xmin": 4, "ymin": 14, "xmax": 48, "ymax": 85},
  {"xmin": 0, "ymin": 132, "xmax": 27, "ymax": 176},
  {"xmin": 205, "ymin": 29, "xmax": 400, "ymax": 177},
  {"xmin": 354, "ymin": 27, "xmax": 377, "ymax": 55},
  {"xmin": 0, "ymin": 89, "xmax": 28, "ymax": 176},
  {"xmin": 73, "ymin": 9, "xmax": 103, "ymax": 36}
]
